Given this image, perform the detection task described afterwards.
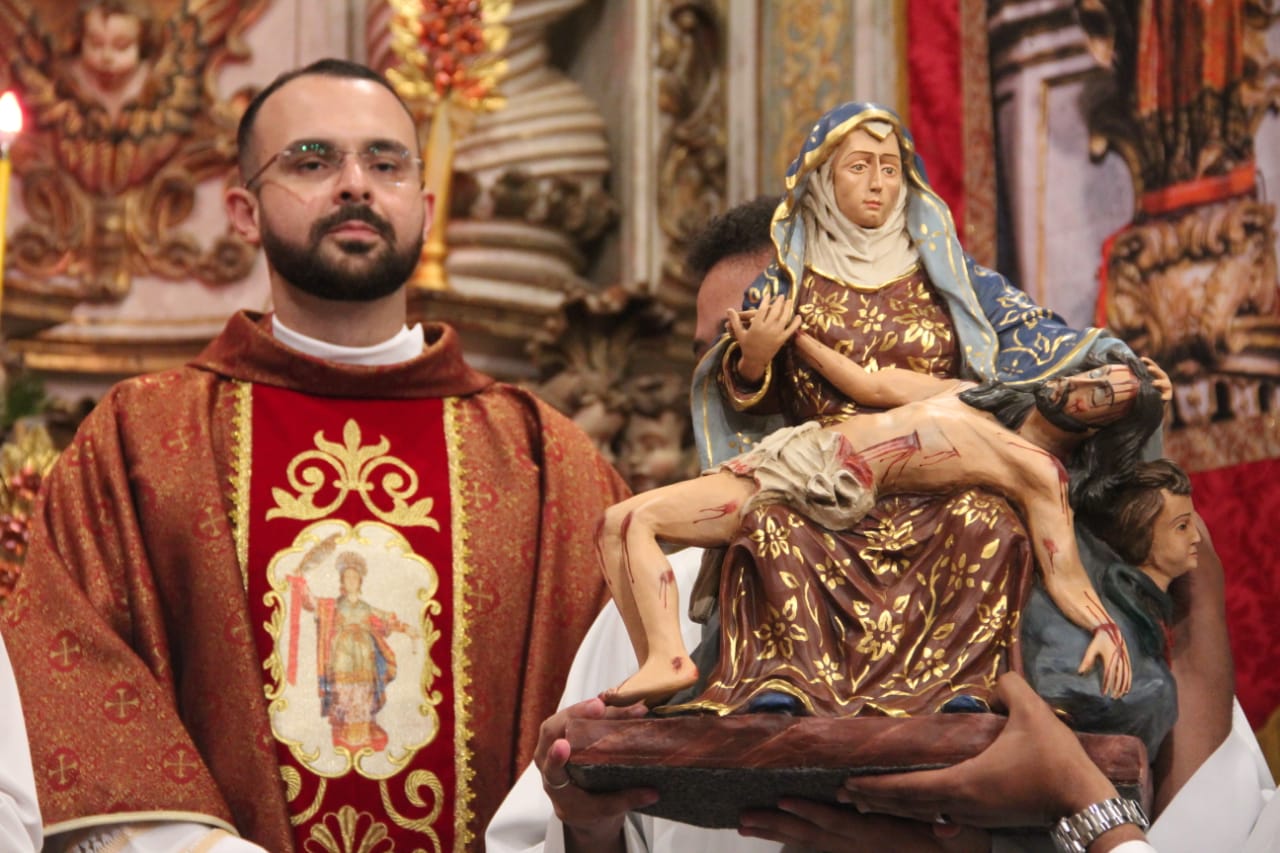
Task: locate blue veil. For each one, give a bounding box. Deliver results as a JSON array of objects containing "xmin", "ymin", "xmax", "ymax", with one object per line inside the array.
[{"xmin": 692, "ymin": 101, "xmax": 1127, "ymax": 468}]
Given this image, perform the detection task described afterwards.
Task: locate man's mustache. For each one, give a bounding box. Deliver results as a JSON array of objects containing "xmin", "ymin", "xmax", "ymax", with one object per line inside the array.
[{"xmin": 311, "ymin": 205, "xmax": 395, "ymax": 244}]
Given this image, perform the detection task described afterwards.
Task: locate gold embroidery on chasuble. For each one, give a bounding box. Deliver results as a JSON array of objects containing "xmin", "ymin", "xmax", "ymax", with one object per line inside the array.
[{"xmin": 234, "ymin": 383, "xmax": 472, "ymax": 851}]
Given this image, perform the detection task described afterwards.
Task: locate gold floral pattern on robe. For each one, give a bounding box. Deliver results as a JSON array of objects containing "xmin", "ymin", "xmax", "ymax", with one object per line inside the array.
[{"xmin": 680, "ymin": 269, "xmax": 1034, "ymax": 717}]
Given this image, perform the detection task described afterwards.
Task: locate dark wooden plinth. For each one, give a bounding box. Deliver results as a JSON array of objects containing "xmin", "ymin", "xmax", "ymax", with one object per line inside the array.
[{"xmin": 566, "ymin": 713, "xmax": 1150, "ymax": 829}]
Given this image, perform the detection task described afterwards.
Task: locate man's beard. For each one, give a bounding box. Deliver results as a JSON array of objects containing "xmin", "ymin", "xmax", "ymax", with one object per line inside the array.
[{"xmin": 260, "ymin": 204, "xmax": 423, "ymax": 302}]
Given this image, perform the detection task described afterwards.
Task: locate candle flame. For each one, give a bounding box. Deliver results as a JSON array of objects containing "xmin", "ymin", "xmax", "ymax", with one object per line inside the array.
[{"xmin": 0, "ymin": 92, "xmax": 23, "ymax": 136}]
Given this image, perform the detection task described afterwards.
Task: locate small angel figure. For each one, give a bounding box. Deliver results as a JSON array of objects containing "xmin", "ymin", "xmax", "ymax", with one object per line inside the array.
[{"xmin": 67, "ymin": 0, "xmax": 157, "ymax": 120}]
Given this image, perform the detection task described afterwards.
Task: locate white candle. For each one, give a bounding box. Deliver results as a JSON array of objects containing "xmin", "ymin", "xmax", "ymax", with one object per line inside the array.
[{"xmin": 0, "ymin": 91, "xmax": 24, "ymax": 320}]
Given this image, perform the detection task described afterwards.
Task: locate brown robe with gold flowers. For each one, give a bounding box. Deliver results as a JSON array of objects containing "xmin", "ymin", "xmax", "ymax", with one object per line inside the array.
[
  {"xmin": 2, "ymin": 312, "xmax": 624, "ymax": 850},
  {"xmin": 679, "ymin": 269, "xmax": 1034, "ymax": 716}
]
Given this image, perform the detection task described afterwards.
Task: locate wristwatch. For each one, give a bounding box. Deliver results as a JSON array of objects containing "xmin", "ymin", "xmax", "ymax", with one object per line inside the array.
[{"xmin": 1050, "ymin": 797, "xmax": 1149, "ymax": 853}]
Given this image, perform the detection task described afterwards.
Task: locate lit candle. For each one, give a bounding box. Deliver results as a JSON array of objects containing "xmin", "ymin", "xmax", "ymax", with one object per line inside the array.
[{"xmin": 0, "ymin": 90, "xmax": 24, "ymax": 323}]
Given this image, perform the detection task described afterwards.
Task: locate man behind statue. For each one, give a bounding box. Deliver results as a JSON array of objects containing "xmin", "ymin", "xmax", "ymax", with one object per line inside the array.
[{"xmin": 1, "ymin": 58, "xmax": 626, "ymax": 852}]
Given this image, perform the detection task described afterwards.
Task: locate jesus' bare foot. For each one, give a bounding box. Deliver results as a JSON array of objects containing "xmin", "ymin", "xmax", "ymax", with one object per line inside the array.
[{"xmin": 599, "ymin": 655, "xmax": 698, "ymax": 707}]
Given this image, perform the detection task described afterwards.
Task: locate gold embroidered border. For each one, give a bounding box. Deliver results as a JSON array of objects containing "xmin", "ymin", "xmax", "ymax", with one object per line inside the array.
[
  {"xmin": 231, "ymin": 381, "xmax": 253, "ymax": 589},
  {"xmin": 444, "ymin": 397, "xmax": 476, "ymax": 850},
  {"xmin": 805, "ymin": 262, "xmax": 923, "ymax": 293}
]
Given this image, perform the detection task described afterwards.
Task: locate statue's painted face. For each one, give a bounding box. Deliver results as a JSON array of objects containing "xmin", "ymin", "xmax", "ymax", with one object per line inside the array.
[
  {"xmin": 1046, "ymin": 364, "xmax": 1140, "ymax": 427},
  {"xmin": 831, "ymin": 127, "xmax": 903, "ymax": 229},
  {"xmin": 1145, "ymin": 490, "xmax": 1199, "ymax": 582}
]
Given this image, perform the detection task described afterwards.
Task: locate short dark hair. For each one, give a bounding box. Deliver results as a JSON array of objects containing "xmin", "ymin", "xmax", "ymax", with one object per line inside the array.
[
  {"xmin": 235, "ymin": 59, "xmax": 415, "ymax": 180},
  {"xmin": 960, "ymin": 350, "xmax": 1165, "ymax": 516},
  {"xmin": 684, "ymin": 195, "xmax": 780, "ymax": 282},
  {"xmin": 1087, "ymin": 459, "xmax": 1191, "ymax": 565}
]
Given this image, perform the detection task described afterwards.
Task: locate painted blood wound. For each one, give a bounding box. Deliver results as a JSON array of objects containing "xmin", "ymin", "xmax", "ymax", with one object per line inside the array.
[
  {"xmin": 659, "ymin": 569, "xmax": 676, "ymax": 607},
  {"xmin": 696, "ymin": 501, "xmax": 738, "ymax": 523},
  {"xmin": 1041, "ymin": 538, "xmax": 1060, "ymax": 572}
]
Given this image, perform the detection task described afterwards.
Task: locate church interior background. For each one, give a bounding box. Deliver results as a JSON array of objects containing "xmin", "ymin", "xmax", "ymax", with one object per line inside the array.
[{"xmin": 1, "ymin": 0, "xmax": 1278, "ymax": 780}]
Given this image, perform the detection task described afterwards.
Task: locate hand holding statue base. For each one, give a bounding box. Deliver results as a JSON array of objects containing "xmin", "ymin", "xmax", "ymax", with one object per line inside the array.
[{"xmin": 564, "ymin": 694, "xmax": 1152, "ymax": 830}]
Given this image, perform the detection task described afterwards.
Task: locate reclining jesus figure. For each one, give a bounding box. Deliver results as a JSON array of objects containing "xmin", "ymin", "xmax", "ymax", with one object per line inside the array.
[{"xmin": 596, "ymin": 326, "xmax": 1168, "ymax": 710}]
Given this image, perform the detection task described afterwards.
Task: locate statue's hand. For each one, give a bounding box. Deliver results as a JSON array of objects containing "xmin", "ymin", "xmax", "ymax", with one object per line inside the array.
[
  {"xmin": 727, "ymin": 291, "xmax": 801, "ymax": 383},
  {"xmin": 1079, "ymin": 623, "xmax": 1132, "ymax": 698},
  {"xmin": 1141, "ymin": 357, "xmax": 1174, "ymax": 402}
]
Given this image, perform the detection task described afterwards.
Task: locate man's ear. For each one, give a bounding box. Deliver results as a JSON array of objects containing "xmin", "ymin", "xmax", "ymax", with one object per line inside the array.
[
  {"xmin": 421, "ymin": 190, "xmax": 436, "ymax": 239},
  {"xmin": 225, "ymin": 186, "xmax": 262, "ymax": 246}
]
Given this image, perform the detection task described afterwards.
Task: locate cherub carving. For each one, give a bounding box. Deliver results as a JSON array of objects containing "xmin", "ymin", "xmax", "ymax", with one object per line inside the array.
[{"xmin": 0, "ymin": 0, "xmax": 269, "ymax": 298}]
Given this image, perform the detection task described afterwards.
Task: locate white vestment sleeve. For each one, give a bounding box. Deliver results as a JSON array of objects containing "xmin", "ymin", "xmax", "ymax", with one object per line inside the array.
[
  {"xmin": 996, "ymin": 699, "xmax": 1274, "ymax": 853},
  {"xmin": 1147, "ymin": 699, "xmax": 1276, "ymax": 853},
  {"xmin": 486, "ymin": 549, "xmax": 757, "ymax": 853},
  {"xmin": 0, "ymin": 634, "xmax": 41, "ymax": 853},
  {"xmin": 50, "ymin": 823, "xmax": 268, "ymax": 852},
  {"xmin": 1243, "ymin": 784, "xmax": 1279, "ymax": 853}
]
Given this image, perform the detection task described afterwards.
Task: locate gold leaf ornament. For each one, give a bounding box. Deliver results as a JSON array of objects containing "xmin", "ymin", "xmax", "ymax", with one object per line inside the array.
[
  {"xmin": 385, "ymin": 0, "xmax": 510, "ymax": 117},
  {"xmin": 267, "ymin": 420, "xmax": 441, "ymax": 529}
]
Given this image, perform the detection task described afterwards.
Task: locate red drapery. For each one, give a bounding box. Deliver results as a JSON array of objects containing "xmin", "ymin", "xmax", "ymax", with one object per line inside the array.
[
  {"xmin": 906, "ymin": 0, "xmax": 965, "ymax": 235},
  {"xmin": 1189, "ymin": 457, "xmax": 1280, "ymax": 730}
]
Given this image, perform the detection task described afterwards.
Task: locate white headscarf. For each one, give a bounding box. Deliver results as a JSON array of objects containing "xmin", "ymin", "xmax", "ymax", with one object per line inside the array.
[{"xmin": 800, "ymin": 120, "xmax": 919, "ymax": 286}]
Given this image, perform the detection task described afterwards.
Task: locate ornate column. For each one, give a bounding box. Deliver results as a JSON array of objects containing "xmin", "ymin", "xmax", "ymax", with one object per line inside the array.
[
  {"xmin": 989, "ymin": 0, "xmax": 1134, "ymax": 325},
  {"xmin": 1078, "ymin": 0, "xmax": 1280, "ymax": 469}
]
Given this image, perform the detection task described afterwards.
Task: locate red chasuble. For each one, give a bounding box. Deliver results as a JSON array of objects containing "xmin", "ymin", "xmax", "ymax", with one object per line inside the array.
[{"xmin": 3, "ymin": 313, "xmax": 623, "ymax": 851}]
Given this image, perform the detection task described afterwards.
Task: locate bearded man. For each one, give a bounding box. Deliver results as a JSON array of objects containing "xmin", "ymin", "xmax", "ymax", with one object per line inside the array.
[{"xmin": 1, "ymin": 58, "xmax": 626, "ymax": 852}]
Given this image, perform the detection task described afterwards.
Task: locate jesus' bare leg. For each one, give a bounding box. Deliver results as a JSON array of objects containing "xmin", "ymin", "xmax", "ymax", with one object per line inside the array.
[{"xmin": 596, "ymin": 470, "xmax": 757, "ymax": 706}]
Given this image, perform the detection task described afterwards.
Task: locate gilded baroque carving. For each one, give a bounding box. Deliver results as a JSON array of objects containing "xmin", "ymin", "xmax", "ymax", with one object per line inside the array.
[
  {"xmin": 655, "ymin": 0, "xmax": 726, "ymax": 304},
  {"xmin": 774, "ymin": 1, "xmax": 844, "ymax": 182},
  {"xmin": 1079, "ymin": 0, "xmax": 1280, "ymax": 457},
  {"xmin": 0, "ymin": 0, "xmax": 269, "ymax": 302},
  {"xmin": 0, "ymin": 421, "xmax": 58, "ymax": 605},
  {"xmin": 1106, "ymin": 198, "xmax": 1277, "ymax": 363},
  {"xmin": 529, "ymin": 287, "xmax": 695, "ymax": 491}
]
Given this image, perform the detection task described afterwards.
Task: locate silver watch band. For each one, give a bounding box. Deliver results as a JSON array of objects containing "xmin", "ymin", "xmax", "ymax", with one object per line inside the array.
[{"xmin": 1050, "ymin": 796, "xmax": 1150, "ymax": 853}]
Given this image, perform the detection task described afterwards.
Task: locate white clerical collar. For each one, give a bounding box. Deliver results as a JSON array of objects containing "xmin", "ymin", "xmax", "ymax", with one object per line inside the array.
[{"xmin": 271, "ymin": 315, "xmax": 425, "ymax": 366}]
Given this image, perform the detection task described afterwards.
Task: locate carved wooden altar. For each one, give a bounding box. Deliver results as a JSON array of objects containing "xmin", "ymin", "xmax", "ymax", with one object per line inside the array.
[{"xmin": 0, "ymin": 0, "xmax": 270, "ymax": 373}]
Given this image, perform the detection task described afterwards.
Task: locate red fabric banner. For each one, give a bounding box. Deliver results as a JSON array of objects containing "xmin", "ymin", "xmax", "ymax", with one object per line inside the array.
[
  {"xmin": 906, "ymin": 0, "xmax": 965, "ymax": 235},
  {"xmin": 1189, "ymin": 457, "xmax": 1280, "ymax": 730}
]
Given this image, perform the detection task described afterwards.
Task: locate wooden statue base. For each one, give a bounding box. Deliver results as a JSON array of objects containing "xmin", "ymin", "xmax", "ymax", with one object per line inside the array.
[{"xmin": 566, "ymin": 713, "xmax": 1150, "ymax": 829}]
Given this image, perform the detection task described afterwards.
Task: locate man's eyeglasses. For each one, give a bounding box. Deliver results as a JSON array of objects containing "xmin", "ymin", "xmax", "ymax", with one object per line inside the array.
[{"xmin": 243, "ymin": 141, "xmax": 423, "ymax": 190}]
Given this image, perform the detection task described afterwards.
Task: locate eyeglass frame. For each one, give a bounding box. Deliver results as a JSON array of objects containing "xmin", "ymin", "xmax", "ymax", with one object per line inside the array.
[{"xmin": 242, "ymin": 139, "xmax": 425, "ymax": 191}]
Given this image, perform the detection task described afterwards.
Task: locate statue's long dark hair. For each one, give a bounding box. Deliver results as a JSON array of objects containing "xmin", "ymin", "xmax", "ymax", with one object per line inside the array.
[{"xmin": 959, "ymin": 350, "xmax": 1164, "ymax": 516}]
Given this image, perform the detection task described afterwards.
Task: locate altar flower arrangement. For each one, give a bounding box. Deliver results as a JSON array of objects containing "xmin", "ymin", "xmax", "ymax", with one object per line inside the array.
[{"xmin": 386, "ymin": 0, "xmax": 510, "ymax": 289}]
